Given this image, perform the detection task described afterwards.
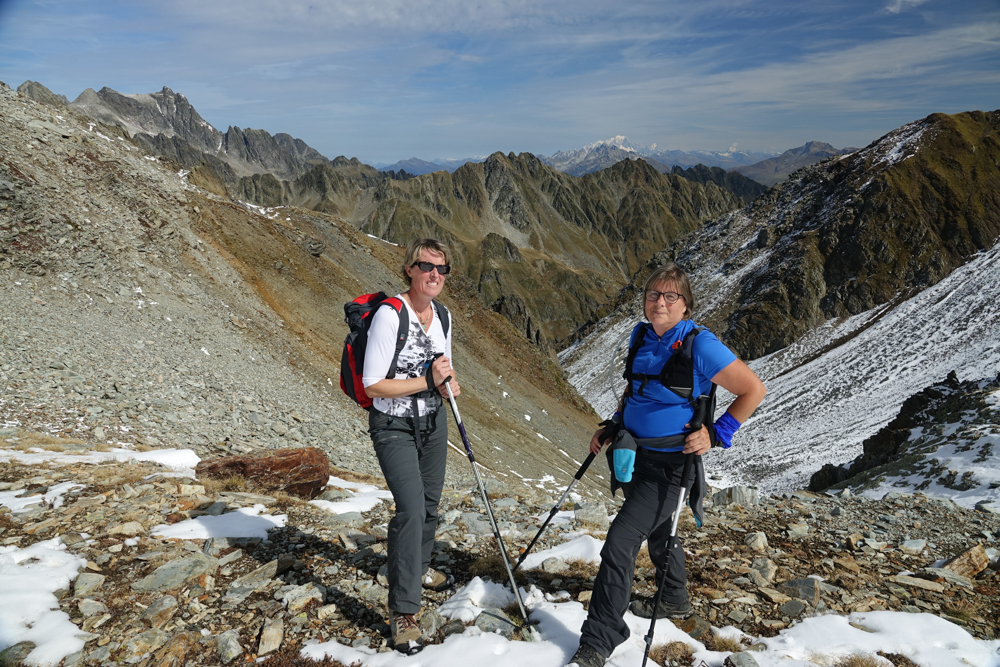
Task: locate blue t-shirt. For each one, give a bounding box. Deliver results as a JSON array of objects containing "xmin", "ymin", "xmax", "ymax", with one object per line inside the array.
[{"xmin": 623, "ymin": 319, "xmax": 736, "ymax": 449}]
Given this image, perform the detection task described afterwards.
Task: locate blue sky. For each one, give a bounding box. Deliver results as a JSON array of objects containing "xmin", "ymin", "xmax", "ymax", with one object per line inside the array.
[{"xmin": 0, "ymin": 0, "xmax": 997, "ymax": 165}]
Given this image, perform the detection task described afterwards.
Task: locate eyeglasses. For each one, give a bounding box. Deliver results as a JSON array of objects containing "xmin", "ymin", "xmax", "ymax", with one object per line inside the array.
[
  {"xmin": 412, "ymin": 261, "xmax": 451, "ymax": 275},
  {"xmin": 645, "ymin": 290, "xmax": 683, "ymax": 304}
]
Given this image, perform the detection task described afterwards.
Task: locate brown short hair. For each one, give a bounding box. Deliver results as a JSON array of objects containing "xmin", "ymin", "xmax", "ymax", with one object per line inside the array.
[
  {"xmin": 402, "ymin": 238, "xmax": 451, "ymax": 285},
  {"xmin": 642, "ymin": 263, "xmax": 694, "ymax": 319}
]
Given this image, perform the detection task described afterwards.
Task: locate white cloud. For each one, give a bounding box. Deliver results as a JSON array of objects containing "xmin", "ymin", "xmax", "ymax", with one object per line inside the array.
[{"xmin": 885, "ymin": 0, "xmax": 931, "ymax": 14}]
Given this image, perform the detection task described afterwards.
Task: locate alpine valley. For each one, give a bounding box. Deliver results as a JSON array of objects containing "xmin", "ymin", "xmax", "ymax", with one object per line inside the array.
[{"xmin": 2, "ymin": 79, "xmax": 1000, "ymax": 666}]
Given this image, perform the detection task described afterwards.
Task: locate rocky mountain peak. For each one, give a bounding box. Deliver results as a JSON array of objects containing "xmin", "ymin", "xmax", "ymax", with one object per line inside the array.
[{"xmin": 16, "ymin": 80, "xmax": 68, "ymax": 107}]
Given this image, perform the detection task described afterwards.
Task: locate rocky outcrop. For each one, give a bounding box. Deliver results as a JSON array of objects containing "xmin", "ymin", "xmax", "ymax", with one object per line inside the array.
[
  {"xmin": 17, "ymin": 80, "xmax": 68, "ymax": 106},
  {"xmin": 66, "ymin": 85, "xmax": 332, "ymax": 182},
  {"xmin": 809, "ymin": 371, "xmax": 1000, "ymax": 496},
  {"xmin": 71, "ymin": 86, "xmax": 220, "ymax": 154}
]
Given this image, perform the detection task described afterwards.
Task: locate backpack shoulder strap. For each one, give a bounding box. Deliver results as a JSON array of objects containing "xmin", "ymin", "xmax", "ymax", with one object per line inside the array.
[
  {"xmin": 622, "ymin": 322, "xmax": 649, "ymax": 399},
  {"xmin": 379, "ymin": 297, "xmax": 408, "ymax": 380},
  {"xmin": 432, "ymin": 299, "xmax": 451, "ymax": 338}
]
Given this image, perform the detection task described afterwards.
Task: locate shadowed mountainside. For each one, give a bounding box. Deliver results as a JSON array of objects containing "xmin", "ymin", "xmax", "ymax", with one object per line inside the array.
[{"xmin": 569, "ymin": 110, "xmax": 1000, "ymax": 362}]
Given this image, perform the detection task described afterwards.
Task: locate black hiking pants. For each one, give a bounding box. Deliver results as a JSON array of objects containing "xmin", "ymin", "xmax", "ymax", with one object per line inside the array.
[
  {"xmin": 579, "ymin": 448, "xmax": 690, "ymax": 658},
  {"xmin": 369, "ymin": 407, "xmax": 448, "ymax": 615}
]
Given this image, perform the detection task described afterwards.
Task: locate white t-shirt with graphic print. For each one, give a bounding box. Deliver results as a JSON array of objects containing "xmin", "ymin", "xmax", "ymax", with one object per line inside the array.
[{"xmin": 362, "ymin": 296, "xmax": 452, "ymax": 418}]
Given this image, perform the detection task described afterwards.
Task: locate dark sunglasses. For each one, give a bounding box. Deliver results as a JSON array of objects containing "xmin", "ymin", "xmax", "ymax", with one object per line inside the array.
[{"xmin": 412, "ymin": 261, "xmax": 451, "ymax": 275}]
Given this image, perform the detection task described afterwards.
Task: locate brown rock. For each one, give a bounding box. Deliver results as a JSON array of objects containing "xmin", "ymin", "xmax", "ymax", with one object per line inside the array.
[
  {"xmin": 680, "ymin": 615, "xmax": 711, "ymax": 640},
  {"xmin": 834, "ymin": 556, "xmax": 860, "ymax": 574},
  {"xmin": 942, "ymin": 544, "xmax": 990, "ymax": 579},
  {"xmin": 152, "ymin": 631, "xmax": 201, "ymax": 667},
  {"xmin": 195, "ymin": 447, "xmax": 332, "ymax": 499}
]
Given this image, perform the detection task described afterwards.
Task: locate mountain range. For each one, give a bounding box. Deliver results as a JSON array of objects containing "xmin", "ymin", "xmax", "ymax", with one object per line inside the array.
[
  {"xmin": 564, "ymin": 108, "xmax": 1000, "ymax": 495},
  {"xmin": 15, "ymin": 81, "xmax": 747, "ymax": 350},
  {"xmin": 732, "ymin": 140, "xmax": 858, "ymax": 186},
  {"xmin": 372, "ymin": 135, "xmax": 838, "ymax": 189},
  {"xmin": 12, "ymin": 77, "xmax": 999, "ymax": 504}
]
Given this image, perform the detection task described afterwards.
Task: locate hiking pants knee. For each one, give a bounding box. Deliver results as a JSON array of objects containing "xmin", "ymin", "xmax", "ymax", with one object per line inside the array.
[
  {"xmin": 369, "ymin": 407, "xmax": 448, "ymax": 615},
  {"xmin": 579, "ymin": 449, "xmax": 689, "ymax": 658}
]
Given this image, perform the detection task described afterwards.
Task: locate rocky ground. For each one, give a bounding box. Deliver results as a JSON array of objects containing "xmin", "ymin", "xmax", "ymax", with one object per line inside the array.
[{"xmin": 1, "ymin": 436, "xmax": 998, "ymax": 666}]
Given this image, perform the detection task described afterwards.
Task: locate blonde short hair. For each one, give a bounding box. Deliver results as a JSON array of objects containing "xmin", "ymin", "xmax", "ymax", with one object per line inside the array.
[
  {"xmin": 402, "ymin": 238, "xmax": 451, "ymax": 285},
  {"xmin": 642, "ymin": 263, "xmax": 694, "ymax": 319}
]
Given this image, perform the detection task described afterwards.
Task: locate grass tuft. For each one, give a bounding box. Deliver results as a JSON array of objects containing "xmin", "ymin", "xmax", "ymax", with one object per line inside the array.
[
  {"xmin": 704, "ymin": 632, "xmax": 744, "ymax": 653},
  {"xmin": 832, "ymin": 653, "xmax": 885, "ymax": 667},
  {"xmin": 942, "ymin": 599, "xmax": 979, "ymax": 621},
  {"xmin": 877, "ymin": 652, "xmax": 919, "ymax": 667},
  {"xmin": 648, "ymin": 641, "xmax": 694, "ymax": 666},
  {"xmin": 469, "ymin": 553, "xmax": 529, "ymax": 586}
]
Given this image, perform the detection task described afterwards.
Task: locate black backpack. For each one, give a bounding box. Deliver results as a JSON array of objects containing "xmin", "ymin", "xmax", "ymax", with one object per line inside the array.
[{"xmin": 623, "ymin": 323, "xmax": 718, "ymax": 443}]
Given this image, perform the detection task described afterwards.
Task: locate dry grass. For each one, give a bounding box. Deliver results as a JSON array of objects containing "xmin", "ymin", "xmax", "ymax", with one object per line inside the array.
[
  {"xmin": 258, "ymin": 646, "xmax": 359, "ymax": 667},
  {"xmin": 648, "ymin": 641, "xmax": 694, "ymax": 666},
  {"xmin": 88, "ymin": 464, "xmax": 152, "ymax": 487},
  {"xmin": 943, "ymin": 598, "xmax": 979, "ymax": 621},
  {"xmin": 201, "ymin": 474, "xmax": 250, "ymax": 495},
  {"xmin": 832, "ymin": 653, "xmax": 885, "ymax": 667},
  {"xmin": 636, "ymin": 545, "xmax": 655, "ymax": 570},
  {"xmin": 273, "ymin": 489, "xmax": 307, "ymax": 506},
  {"xmin": 564, "ymin": 558, "xmax": 600, "ymax": 579},
  {"xmin": 16, "ymin": 430, "xmax": 86, "ymax": 447},
  {"xmin": 704, "ymin": 633, "xmax": 744, "ymax": 653},
  {"xmin": 329, "ymin": 466, "xmax": 383, "ymax": 486},
  {"xmin": 133, "ymin": 442, "xmax": 153, "ymax": 452},
  {"xmin": 877, "ymin": 652, "xmax": 919, "ymax": 667},
  {"xmin": 469, "ymin": 553, "xmax": 529, "ymax": 586},
  {"xmin": 93, "ymin": 443, "xmax": 111, "ymax": 452}
]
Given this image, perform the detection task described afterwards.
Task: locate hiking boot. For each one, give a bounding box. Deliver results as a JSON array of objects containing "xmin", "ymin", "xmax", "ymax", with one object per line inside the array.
[
  {"xmin": 629, "ymin": 595, "xmax": 693, "ymax": 619},
  {"xmin": 565, "ymin": 643, "xmax": 606, "ymax": 667},
  {"xmin": 390, "ymin": 611, "xmax": 423, "ymax": 655},
  {"xmin": 422, "ymin": 567, "xmax": 455, "ymax": 592}
]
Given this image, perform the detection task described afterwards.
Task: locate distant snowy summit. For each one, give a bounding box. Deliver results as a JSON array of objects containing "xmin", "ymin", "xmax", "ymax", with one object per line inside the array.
[{"xmin": 538, "ymin": 135, "xmax": 779, "ymax": 177}]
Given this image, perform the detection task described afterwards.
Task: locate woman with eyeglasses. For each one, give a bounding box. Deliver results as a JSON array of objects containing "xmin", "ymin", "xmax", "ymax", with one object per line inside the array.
[
  {"xmin": 362, "ymin": 237, "xmax": 460, "ymax": 655},
  {"xmin": 567, "ymin": 263, "xmax": 765, "ymax": 667}
]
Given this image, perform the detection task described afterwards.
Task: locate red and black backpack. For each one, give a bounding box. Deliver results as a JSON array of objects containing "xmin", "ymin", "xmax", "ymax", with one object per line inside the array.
[{"xmin": 339, "ymin": 292, "xmax": 450, "ymax": 410}]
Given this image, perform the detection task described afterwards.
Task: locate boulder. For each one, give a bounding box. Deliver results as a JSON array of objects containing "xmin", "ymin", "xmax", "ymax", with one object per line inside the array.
[
  {"xmin": 745, "ymin": 532, "xmax": 768, "ymax": 552},
  {"xmin": 474, "ymin": 608, "xmax": 518, "ymax": 638},
  {"xmin": 257, "ymin": 618, "xmax": 283, "ymax": 656},
  {"xmin": 778, "ymin": 578, "xmax": 822, "ymax": 606},
  {"xmin": 217, "ymin": 629, "xmax": 243, "ymax": 664},
  {"xmin": 942, "ymin": 544, "xmax": 990, "ymax": 579},
  {"xmin": 131, "ymin": 554, "xmax": 218, "ymax": 593},
  {"xmin": 713, "ymin": 486, "xmax": 760, "ymax": 507},
  {"xmin": 574, "ymin": 501, "xmax": 609, "ymax": 530},
  {"xmin": 196, "ymin": 447, "xmax": 332, "ymax": 499}
]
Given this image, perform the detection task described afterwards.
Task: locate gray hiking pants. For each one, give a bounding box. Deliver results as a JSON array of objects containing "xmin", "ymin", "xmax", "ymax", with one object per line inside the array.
[
  {"xmin": 579, "ymin": 448, "xmax": 690, "ymax": 658},
  {"xmin": 369, "ymin": 407, "xmax": 448, "ymax": 615}
]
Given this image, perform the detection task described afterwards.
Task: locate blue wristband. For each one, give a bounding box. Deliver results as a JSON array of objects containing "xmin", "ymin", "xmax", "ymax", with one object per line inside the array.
[{"xmin": 714, "ymin": 412, "xmax": 741, "ymax": 449}]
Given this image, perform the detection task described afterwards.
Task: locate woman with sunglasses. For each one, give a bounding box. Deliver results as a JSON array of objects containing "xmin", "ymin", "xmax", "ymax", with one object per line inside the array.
[
  {"xmin": 362, "ymin": 237, "xmax": 460, "ymax": 655},
  {"xmin": 567, "ymin": 263, "xmax": 765, "ymax": 667}
]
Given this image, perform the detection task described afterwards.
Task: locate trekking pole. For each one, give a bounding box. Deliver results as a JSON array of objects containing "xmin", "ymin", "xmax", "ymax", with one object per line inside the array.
[
  {"xmin": 640, "ymin": 396, "xmax": 710, "ymax": 667},
  {"xmin": 513, "ymin": 451, "xmax": 596, "ymax": 572},
  {"xmin": 442, "ymin": 380, "xmax": 529, "ymax": 621}
]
